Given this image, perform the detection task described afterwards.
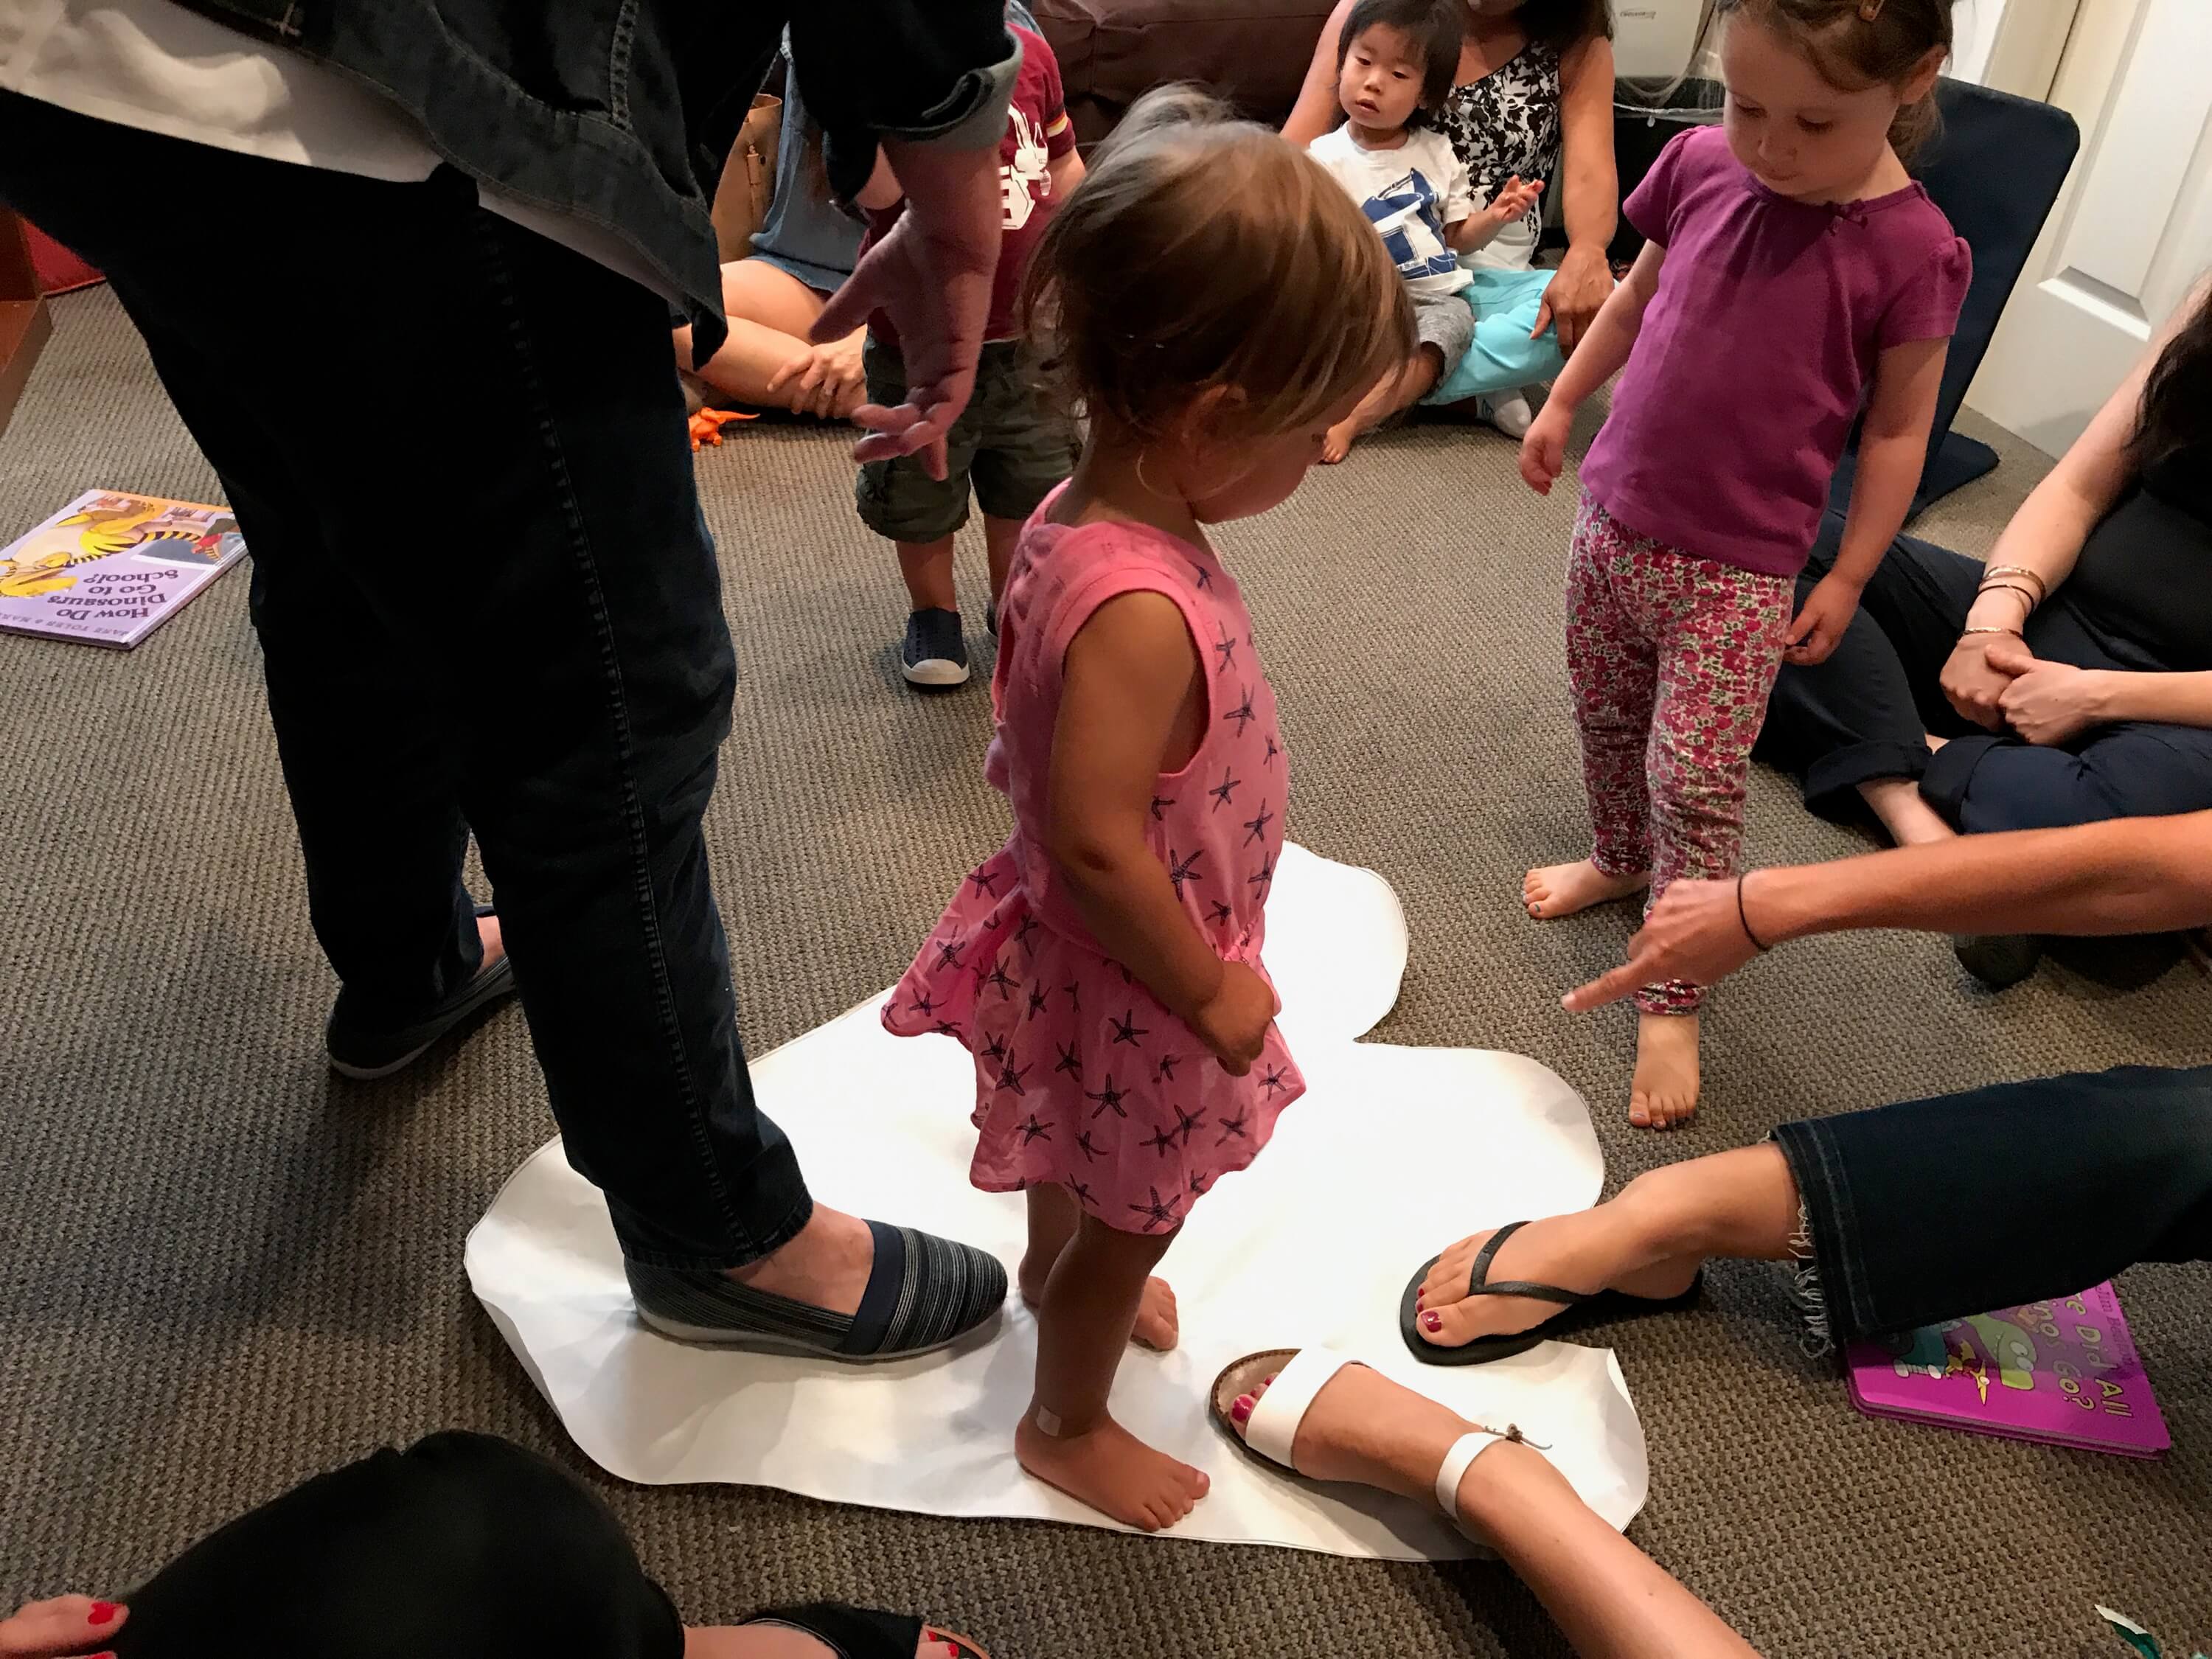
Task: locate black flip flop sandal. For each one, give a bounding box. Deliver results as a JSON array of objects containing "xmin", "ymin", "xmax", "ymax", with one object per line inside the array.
[
  {"xmin": 742, "ymin": 1602, "xmax": 990, "ymax": 1659},
  {"xmin": 1399, "ymin": 1220, "xmax": 1703, "ymax": 1366}
]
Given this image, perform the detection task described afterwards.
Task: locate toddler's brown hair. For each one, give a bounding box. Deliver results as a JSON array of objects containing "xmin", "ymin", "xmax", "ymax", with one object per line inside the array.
[
  {"xmin": 1716, "ymin": 0, "xmax": 1955, "ymax": 159},
  {"xmin": 1020, "ymin": 85, "xmax": 1414, "ymax": 448}
]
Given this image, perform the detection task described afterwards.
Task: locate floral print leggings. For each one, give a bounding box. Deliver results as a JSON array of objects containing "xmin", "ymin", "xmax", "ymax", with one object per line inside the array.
[{"xmin": 1566, "ymin": 496, "xmax": 1795, "ymax": 1015}]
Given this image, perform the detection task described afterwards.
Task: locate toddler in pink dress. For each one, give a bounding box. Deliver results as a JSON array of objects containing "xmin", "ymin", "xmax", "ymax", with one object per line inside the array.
[{"xmin": 883, "ymin": 86, "xmax": 1413, "ymax": 1531}]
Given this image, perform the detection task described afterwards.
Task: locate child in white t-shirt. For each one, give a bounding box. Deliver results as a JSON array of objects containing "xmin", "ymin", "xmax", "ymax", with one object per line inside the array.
[{"xmin": 1307, "ymin": 0, "xmax": 1543, "ymax": 460}]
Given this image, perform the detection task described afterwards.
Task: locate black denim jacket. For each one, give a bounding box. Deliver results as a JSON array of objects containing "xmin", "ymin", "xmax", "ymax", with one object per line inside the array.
[{"xmin": 167, "ymin": 1, "xmax": 1014, "ymax": 355}]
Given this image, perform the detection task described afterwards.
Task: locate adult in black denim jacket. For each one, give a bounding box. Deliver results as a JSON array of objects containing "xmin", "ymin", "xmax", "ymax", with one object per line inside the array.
[{"xmin": 0, "ymin": 4, "xmax": 1020, "ymax": 1360}]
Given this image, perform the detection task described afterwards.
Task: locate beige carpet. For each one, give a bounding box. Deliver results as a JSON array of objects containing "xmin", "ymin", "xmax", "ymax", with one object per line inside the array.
[{"xmin": 3, "ymin": 285, "xmax": 2208, "ymax": 1658}]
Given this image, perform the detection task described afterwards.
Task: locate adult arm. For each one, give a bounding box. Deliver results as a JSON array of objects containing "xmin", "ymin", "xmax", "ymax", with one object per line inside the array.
[
  {"xmin": 1532, "ymin": 30, "xmax": 1618, "ymax": 357},
  {"xmin": 1784, "ymin": 335, "xmax": 1949, "ymax": 664},
  {"xmin": 1564, "ymin": 810, "xmax": 2212, "ymax": 1007},
  {"xmin": 1282, "ymin": 0, "xmax": 1356, "ymax": 145},
  {"xmin": 797, "ymin": 1, "xmax": 1016, "ymax": 473},
  {"xmin": 1940, "ymin": 281, "xmax": 2211, "ymax": 726}
]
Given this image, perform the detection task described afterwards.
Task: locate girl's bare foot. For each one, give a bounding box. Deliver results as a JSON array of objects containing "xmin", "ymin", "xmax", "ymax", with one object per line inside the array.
[
  {"xmin": 1523, "ymin": 860, "xmax": 1649, "ymax": 920},
  {"xmin": 1321, "ymin": 415, "xmax": 1358, "ymax": 464},
  {"xmin": 1631, "ymin": 1011, "xmax": 1699, "ymax": 1130},
  {"xmin": 1130, "ymin": 1276, "xmax": 1179, "ymax": 1350},
  {"xmin": 1413, "ymin": 1215, "xmax": 1700, "ymax": 1350},
  {"xmin": 1019, "ymin": 1265, "xmax": 1178, "ymax": 1352},
  {"xmin": 1015, "ymin": 1407, "xmax": 1209, "ymax": 1531}
]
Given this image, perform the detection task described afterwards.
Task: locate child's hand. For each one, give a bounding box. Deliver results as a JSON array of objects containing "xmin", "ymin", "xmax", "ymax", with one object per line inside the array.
[
  {"xmin": 1191, "ymin": 962, "xmax": 1276, "ymax": 1077},
  {"xmin": 1481, "ymin": 174, "xmax": 1543, "ymax": 228},
  {"xmin": 1519, "ymin": 406, "xmax": 1569, "ymax": 494},
  {"xmin": 1784, "ymin": 573, "xmax": 1863, "ymax": 665}
]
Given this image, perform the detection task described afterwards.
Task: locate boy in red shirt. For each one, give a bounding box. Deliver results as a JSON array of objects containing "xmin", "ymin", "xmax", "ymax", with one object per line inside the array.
[{"xmin": 853, "ymin": 17, "xmax": 1084, "ymax": 689}]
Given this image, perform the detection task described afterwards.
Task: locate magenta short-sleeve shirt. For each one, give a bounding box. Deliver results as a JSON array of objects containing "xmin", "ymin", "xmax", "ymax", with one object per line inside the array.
[{"xmin": 1579, "ymin": 125, "xmax": 1972, "ymax": 577}]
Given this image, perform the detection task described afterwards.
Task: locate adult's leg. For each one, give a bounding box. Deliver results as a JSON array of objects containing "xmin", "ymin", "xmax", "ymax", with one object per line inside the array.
[
  {"xmin": 1778, "ymin": 1063, "xmax": 2212, "ymax": 1339},
  {"xmin": 0, "ymin": 99, "xmax": 808, "ymax": 1273},
  {"xmin": 1761, "ymin": 519, "xmax": 1986, "ymax": 838},
  {"xmin": 0, "ymin": 108, "xmax": 487, "ymax": 1037},
  {"xmin": 1228, "ymin": 1367, "xmax": 1757, "ymax": 1658},
  {"xmin": 1413, "ymin": 1065, "xmax": 2212, "ymax": 1352},
  {"xmin": 1922, "ymin": 720, "xmax": 2212, "ymax": 835},
  {"xmin": 108, "ymin": 1433, "xmax": 684, "ymax": 1659}
]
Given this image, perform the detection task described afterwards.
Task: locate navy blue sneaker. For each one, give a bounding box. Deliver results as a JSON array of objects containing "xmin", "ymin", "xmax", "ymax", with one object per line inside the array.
[{"xmin": 900, "ymin": 608, "xmax": 969, "ymax": 688}]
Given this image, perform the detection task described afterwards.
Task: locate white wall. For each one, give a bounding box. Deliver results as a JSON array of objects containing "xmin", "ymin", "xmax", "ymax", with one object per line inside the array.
[{"xmin": 1949, "ymin": 0, "xmax": 2012, "ymax": 83}]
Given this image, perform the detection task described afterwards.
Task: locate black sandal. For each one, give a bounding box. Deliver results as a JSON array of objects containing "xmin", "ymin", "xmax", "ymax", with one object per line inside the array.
[
  {"xmin": 742, "ymin": 1603, "xmax": 989, "ymax": 1659},
  {"xmin": 1399, "ymin": 1220, "xmax": 1702, "ymax": 1366}
]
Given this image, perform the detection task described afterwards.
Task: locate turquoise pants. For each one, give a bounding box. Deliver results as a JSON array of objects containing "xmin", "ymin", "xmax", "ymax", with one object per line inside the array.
[{"xmin": 1422, "ymin": 265, "xmax": 1564, "ymax": 405}]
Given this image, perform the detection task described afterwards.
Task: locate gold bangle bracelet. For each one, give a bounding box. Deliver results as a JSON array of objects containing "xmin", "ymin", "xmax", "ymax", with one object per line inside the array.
[
  {"xmin": 1960, "ymin": 625, "xmax": 2022, "ymax": 639},
  {"xmin": 1975, "ymin": 580, "xmax": 2039, "ymax": 613},
  {"xmin": 1980, "ymin": 563, "xmax": 2048, "ymax": 597}
]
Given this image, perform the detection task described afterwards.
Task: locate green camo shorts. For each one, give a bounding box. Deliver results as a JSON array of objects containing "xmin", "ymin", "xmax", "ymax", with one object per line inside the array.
[{"xmin": 855, "ymin": 337, "xmax": 1078, "ymax": 542}]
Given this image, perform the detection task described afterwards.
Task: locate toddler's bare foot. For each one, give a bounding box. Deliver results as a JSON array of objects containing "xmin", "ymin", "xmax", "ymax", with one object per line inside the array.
[
  {"xmin": 1015, "ymin": 1407, "xmax": 1209, "ymax": 1531},
  {"xmin": 1523, "ymin": 860, "xmax": 1649, "ymax": 920},
  {"xmin": 1131, "ymin": 1276, "xmax": 1180, "ymax": 1351},
  {"xmin": 1631, "ymin": 1011, "xmax": 1700, "ymax": 1130},
  {"xmin": 1413, "ymin": 1215, "xmax": 1700, "ymax": 1349},
  {"xmin": 1019, "ymin": 1262, "xmax": 1178, "ymax": 1352},
  {"xmin": 1321, "ymin": 416, "xmax": 1357, "ymax": 464}
]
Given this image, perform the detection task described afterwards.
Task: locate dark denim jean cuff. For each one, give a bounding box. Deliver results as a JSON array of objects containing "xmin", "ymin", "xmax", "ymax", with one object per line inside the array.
[
  {"xmin": 608, "ymin": 1186, "xmax": 813, "ymax": 1274},
  {"xmin": 1770, "ymin": 1120, "xmax": 1878, "ymax": 1349},
  {"xmin": 1919, "ymin": 731, "xmax": 2003, "ymax": 823},
  {"xmin": 1802, "ymin": 737, "xmax": 1933, "ymax": 821}
]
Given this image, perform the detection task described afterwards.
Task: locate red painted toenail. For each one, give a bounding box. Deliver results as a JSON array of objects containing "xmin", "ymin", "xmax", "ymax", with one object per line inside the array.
[
  {"xmin": 1422, "ymin": 1312, "xmax": 1443, "ymax": 1332},
  {"xmin": 1231, "ymin": 1394, "xmax": 1253, "ymax": 1423},
  {"xmin": 89, "ymin": 1604, "xmax": 119, "ymax": 1627}
]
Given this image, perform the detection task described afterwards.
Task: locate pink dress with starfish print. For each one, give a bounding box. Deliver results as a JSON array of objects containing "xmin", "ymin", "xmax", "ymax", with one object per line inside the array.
[{"xmin": 883, "ymin": 490, "xmax": 1304, "ymax": 1234}]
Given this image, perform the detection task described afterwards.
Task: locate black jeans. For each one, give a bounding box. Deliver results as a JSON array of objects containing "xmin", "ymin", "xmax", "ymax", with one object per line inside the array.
[
  {"xmin": 107, "ymin": 1433, "xmax": 682, "ymax": 1659},
  {"xmin": 0, "ymin": 94, "xmax": 807, "ymax": 1269},
  {"xmin": 1774, "ymin": 1065, "xmax": 2212, "ymax": 1343},
  {"xmin": 1759, "ymin": 518, "xmax": 2212, "ymax": 832}
]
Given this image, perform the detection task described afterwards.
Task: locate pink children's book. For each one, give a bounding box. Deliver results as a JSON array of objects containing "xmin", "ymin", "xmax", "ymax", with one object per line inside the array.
[
  {"xmin": 0, "ymin": 490, "xmax": 246, "ymax": 650},
  {"xmin": 1846, "ymin": 1281, "xmax": 2170, "ymax": 1458}
]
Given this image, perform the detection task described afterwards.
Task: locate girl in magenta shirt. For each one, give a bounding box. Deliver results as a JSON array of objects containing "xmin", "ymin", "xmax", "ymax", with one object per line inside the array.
[{"xmin": 1511, "ymin": 0, "xmax": 1970, "ymax": 1135}]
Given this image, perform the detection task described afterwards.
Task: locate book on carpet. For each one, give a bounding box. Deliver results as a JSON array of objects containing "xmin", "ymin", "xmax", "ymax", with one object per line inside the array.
[
  {"xmin": 1846, "ymin": 1281, "xmax": 2169, "ymax": 1457},
  {"xmin": 0, "ymin": 489, "xmax": 246, "ymax": 650}
]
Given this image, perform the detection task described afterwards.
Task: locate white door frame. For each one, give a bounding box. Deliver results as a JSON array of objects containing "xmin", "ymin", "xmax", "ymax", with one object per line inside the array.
[
  {"xmin": 1964, "ymin": 0, "xmax": 2212, "ymax": 451},
  {"xmin": 1958, "ymin": 0, "xmax": 2081, "ymax": 100}
]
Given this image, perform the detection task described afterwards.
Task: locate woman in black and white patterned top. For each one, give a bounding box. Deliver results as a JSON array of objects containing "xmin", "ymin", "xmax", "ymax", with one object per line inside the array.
[{"xmin": 1287, "ymin": 0, "xmax": 1618, "ymax": 426}]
